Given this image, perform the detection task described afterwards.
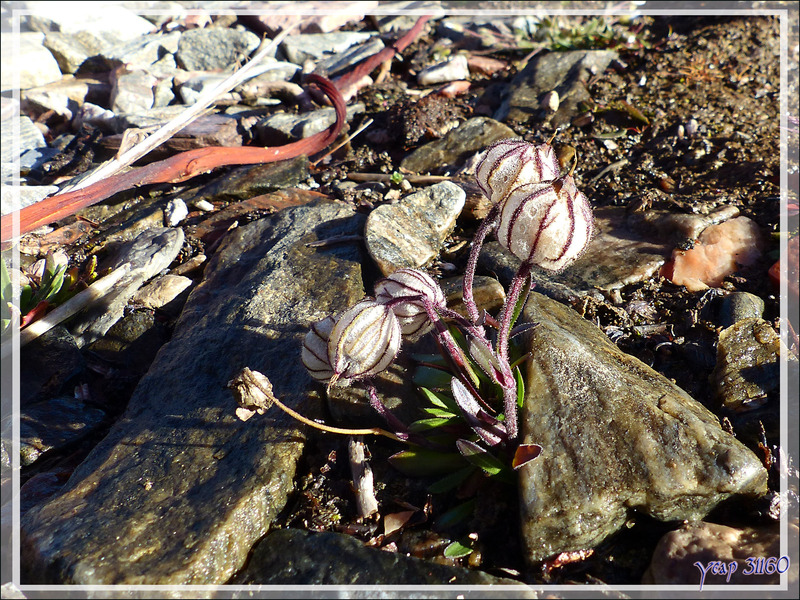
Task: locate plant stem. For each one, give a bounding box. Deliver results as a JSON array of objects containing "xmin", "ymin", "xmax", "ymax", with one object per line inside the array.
[
  {"xmin": 247, "ymin": 372, "xmax": 406, "ymax": 443},
  {"xmin": 462, "ymin": 203, "xmax": 501, "ymax": 324}
]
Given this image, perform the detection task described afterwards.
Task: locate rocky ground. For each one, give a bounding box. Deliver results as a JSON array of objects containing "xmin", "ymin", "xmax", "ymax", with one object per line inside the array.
[{"xmin": 1, "ymin": 2, "xmax": 798, "ymax": 597}]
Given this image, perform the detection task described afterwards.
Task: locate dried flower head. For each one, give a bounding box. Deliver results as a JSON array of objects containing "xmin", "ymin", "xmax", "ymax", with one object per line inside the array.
[
  {"xmin": 375, "ymin": 268, "xmax": 446, "ymax": 339},
  {"xmin": 301, "ymin": 315, "xmax": 336, "ymax": 384},
  {"xmin": 327, "ymin": 299, "xmax": 402, "ymax": 386},
  {"xmin": 496, "ymin": 175, "xmax": 594, "ymax": 272},
  {"xmin": 475, "ymin": 139, "xmax": 561, "ymax": 204}
]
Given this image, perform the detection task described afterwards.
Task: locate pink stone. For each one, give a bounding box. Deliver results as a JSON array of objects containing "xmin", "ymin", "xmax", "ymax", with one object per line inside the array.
[{"xmin": 662, "ymin": 216, "xmax": 763, "ymax": 292}]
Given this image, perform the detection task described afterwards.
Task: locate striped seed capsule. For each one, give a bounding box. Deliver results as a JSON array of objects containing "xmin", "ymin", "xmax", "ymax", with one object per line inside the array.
[
  {"xmin": 327, "ymin": 299, "xmax": 402, "ymax": 386},
  {"xmin": 496, "ymin": 175, "xmax": 594, "ymax": 272},
  {"xmin": 375, "ymin": 268, "xmax": 446, "ymax": 339},
  {"xmin": 301, "ymin": 315, "xmax": 336, "ymax": 384},
  {"xmin": 475, "ymin": 139, "xmax": 561, "ymax": 204}
]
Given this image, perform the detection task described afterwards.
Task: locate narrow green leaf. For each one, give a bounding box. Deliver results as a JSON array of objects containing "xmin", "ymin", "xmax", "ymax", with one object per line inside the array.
[
  {"xmin": 418, "ymin": 387, "xmax": 459, "ymax": 413},
  {"xmin": 413, "ymin": 365, "xmax": 453, "ymax": 389},
  {"xmin": 514, "ymin": 365, "xmax": 525, "ymax": 409},
  {"xmin": 422, "ymin": 406, "xmax": 458, "ymax": 419},
  {"xmin": 0, "ymin": 258, "xmax": 11, "ymax": 328},
  {"xmin": 408, "ymin": 417, "xmax": 458, "ymax": 432},
  {"xmin": 455, "ymin": 439, "xmax": 515, "ymax": 484},
  {"xmin": 434, "ymin": 499, "xmax": 476, "ymax": 530},
  {"xmin": 427, "ymin": 466, "xmax": 474, "ymax": 494},
  {"xmin": 19, "ymin": 285, "xmax": 33, "ymax": 315},
  {"xmin": 509, "ymin": 275, "xmax": 531, "ymax": 332},
  {"xmin": 443, "ymin": 540, "xmax": 474, "ymax": 559},
  {"xmin": 388, "ymin": 448, "xmax": 466, "ymax": 477}
]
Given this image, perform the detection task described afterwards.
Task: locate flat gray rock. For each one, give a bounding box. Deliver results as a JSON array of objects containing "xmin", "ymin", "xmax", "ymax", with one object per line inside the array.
[
  {"xmin": 21, "ymin": 200, "xmax": 367, "ymax": 584},
  {"xmin": 257, "ymin": 103, "xmax": 365, "ymax": 145},
  {"xmin": 400, "ymin": 117, "xmax": 516, "ymax": 174},
  {"xmin": 231, "ymin": 528, "xmax": 532, "ymax": 589},
  {"xmin": 495, "ymin": 49, "xmax": 618, "ymax": 128},
  {"xmin": 1, "ymin": 32, "xmax": 62, "ymax": 92},
  {"xmin": 176, "ymin": 28, "xmax": 261, "ymax": 71},
  {"xmin": 281, "ymin": 31, "xmax": 373, "ymax": 65},
  {"xmin": 517, "ymin": 292, "xmax": 768, "ymax": 563},
  {"xmin": 364, "ymin": 181, "xmax": 465, "ymax": 276},
  {"xmin": 21, "ymin": 397, "xmax": 105, "ymax": 467},
  {"xmin": 68, "ymin": 227, "xmax": 184, "ymax": 347}
]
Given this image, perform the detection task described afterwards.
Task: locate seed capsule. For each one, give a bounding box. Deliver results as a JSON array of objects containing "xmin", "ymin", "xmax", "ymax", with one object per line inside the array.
[
  {"xmin": 496, "ymin": 175, "xmax": 594, "ymax": 272},
  {"xmin": 301, "ymin": 316, "xmax": 336, "ymax": 383},
  {"xmin": 375, "ymin": 268, "xmax": 446, "ymax": 339},
  {"xmin": 475, "ymin": 139, "xmax": 561, "ymax": 204},
  {"xmin": 327, "ymin": 299, "xmax": 401, "ymax": 385}
]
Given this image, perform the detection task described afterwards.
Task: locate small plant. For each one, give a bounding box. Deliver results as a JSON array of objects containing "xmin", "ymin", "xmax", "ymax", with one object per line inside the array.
[
  {"xmin": 0, "ymin": 250, "xmax": 98, "ymax": 335},
  {"xmin": 243, "ymin": 137, "xmax": 596, "ymax": 484}
]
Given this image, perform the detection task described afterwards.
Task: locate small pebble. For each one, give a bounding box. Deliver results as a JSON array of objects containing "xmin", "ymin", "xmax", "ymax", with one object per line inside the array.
[
  {"xmin": 541, "ymin": 90, "xmax": 559, "ymax": 112},
  {"xmin": 165, "ymin": 198, "xmax": 189, "ymax": 226},
  {"xmin": 193, "ymin": 199, "xmax": 215, "ymax": 212},
  {"xmin": 417, "ymin": 54, "xmax": 470, "ymax": 86}
]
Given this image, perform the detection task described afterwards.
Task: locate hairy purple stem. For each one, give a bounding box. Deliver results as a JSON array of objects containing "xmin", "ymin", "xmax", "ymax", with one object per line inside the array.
[
  {"xmin": 463, "ymin": 203, "xmax": 501, "ymax": 325},
  {"xmin": 365, "ymin": 382, "xmax": 410, "ymax": 441},
  {"xmin": 497, "ymin": 259, "xmax": 534, "ymax": 362}
]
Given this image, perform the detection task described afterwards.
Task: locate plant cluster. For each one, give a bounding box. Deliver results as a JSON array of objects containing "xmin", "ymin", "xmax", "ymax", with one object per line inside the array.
[{"xmin": 292, "ymin": 138, "xmax": 596, "ymax": 482}]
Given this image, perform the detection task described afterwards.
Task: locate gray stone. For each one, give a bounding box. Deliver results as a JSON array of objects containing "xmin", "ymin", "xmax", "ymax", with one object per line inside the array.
[
  {"xmin": 315, "ymin": 36, "xmax": 386, "ymax": 78},
  {"xmin": 495, "ymin": 50, "xmax": 618, "ymax": 128},
  {"xmin": 1, "ymin": 32, "xmax": 62, "ymax": 91},
  {"xmin": 643, "ymin": 521, "xmax": 797, "ymax": 586},
  {"xmin": 281, "ymin": 31, "xmax": 374, "ymax": 65},
  {"xmin": 132, "ymin": 274, "xmax": 193, "ymax": 311},
  {"xmin": 20, "ymin": 326, "xmax": 84, "ymax": 408},
  {"xmin": 21, "ymin": 200, "xmax": 367, "ymax": 584},
  {"xmin": 20, "ymin": 148, "xmax": 61, "ymax": 174},
  {"xmin": 42, "ymin": 31, "xmax": 107, "ymax": 74},
  {"xmin": 400, "ymin": 117, "xmax": 516, "ymax": 174},
  {"xmin": 365, "ymin": 181, "xmax": 466, "ymax": 276},
  {"xmin": 719, "ymin": 292, "xmax": 765, "ymax": 327},
  {"xmin": 256, "ymin": 103, "xmax": 365, "ymax": 145},
  {"xmin": 85, "ymin": 309, "xmax": 171, "ymax": 374},
  {"xmin": 517, "ymin": 292, "xmax": 768, "ymax": 563},
  {"xmin": 1, "ymin": 116, "xmax": 47, "ymax": 164},
  {"xmin": 100, "ymin": 32, "xmax": 181, "ymax": 70},
  {"xmin": 110, "ymin": 69, "xmax": 156, "ymax": 114},
  {"xmin": 21, "ymin": 397, "xmax": 106, "ymax": 466},
  {"xmin": 178, "ymin": 73, "xmax": 228, "ymax": 105},
  {"xmin": 197, "ymin": 155, "xmax": 310, "ymax": 202},
  {"xmin": 68, "ymin": 227, "xmax": 184, "ymax": 347},
  {"xmin": 230, "ymin": 528, "xmax": 532, "ymax": 588},
  {"xmin": 25, "ymin": 5, "xmax": 156, "ymax": 43},
  {"xmin": 417, "ymin": 54, "xmax": 470, "ymax": 86},
  {"xmin": 712, "ymin": 318, "xmax": 786, "ymax": 413},
  {"xmin": 176, "ymin": 27, "xmax": 261, "ymax": 71}
]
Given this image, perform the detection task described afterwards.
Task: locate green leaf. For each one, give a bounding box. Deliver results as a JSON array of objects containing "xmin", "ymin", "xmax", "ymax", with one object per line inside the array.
[
  {"xmin": 19, "ymin": 285, "xmax": 33, "ymax": 315},
  {"xmin": 508, "ymin": 275, "xmax": 532, "ymax": 332},
  {"xmin": 1, "ymin": 258, "xmax": 11, "ymax": 330},
  {"xmin": 456, "ymin": 439, "xmax": 505, "ymax": 476},
  {"xmin": 413, "ymin": 365, "xmax": 453, "ymax": 389},
  {"xmin": 514, "ymin": 365, "xmax": 525, "ymax": 409},
  {"xmin": 388, "ymin": 448, "xmax": 466, "ymax": 477},
  {"xmin": 418, "ymin": 387, "xmax": 459, "ymax": 413},
  {"xmin": 422, "ymin": 406, "xmax": 458, "ymax": 419},
  {"xmin": 408, "ymin": 417, "xmax": 459, "ymax": 432},
  {"xmin": 443, "ymin": 540, "xmax": 474, "ymax": 559},
  {"xmin": 434, "ymin": 499, "xmax": 476, "ymax": 530},
  {"xmin": 428, "ymin": 466, "xmax": 474, "ymax": 494}
]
